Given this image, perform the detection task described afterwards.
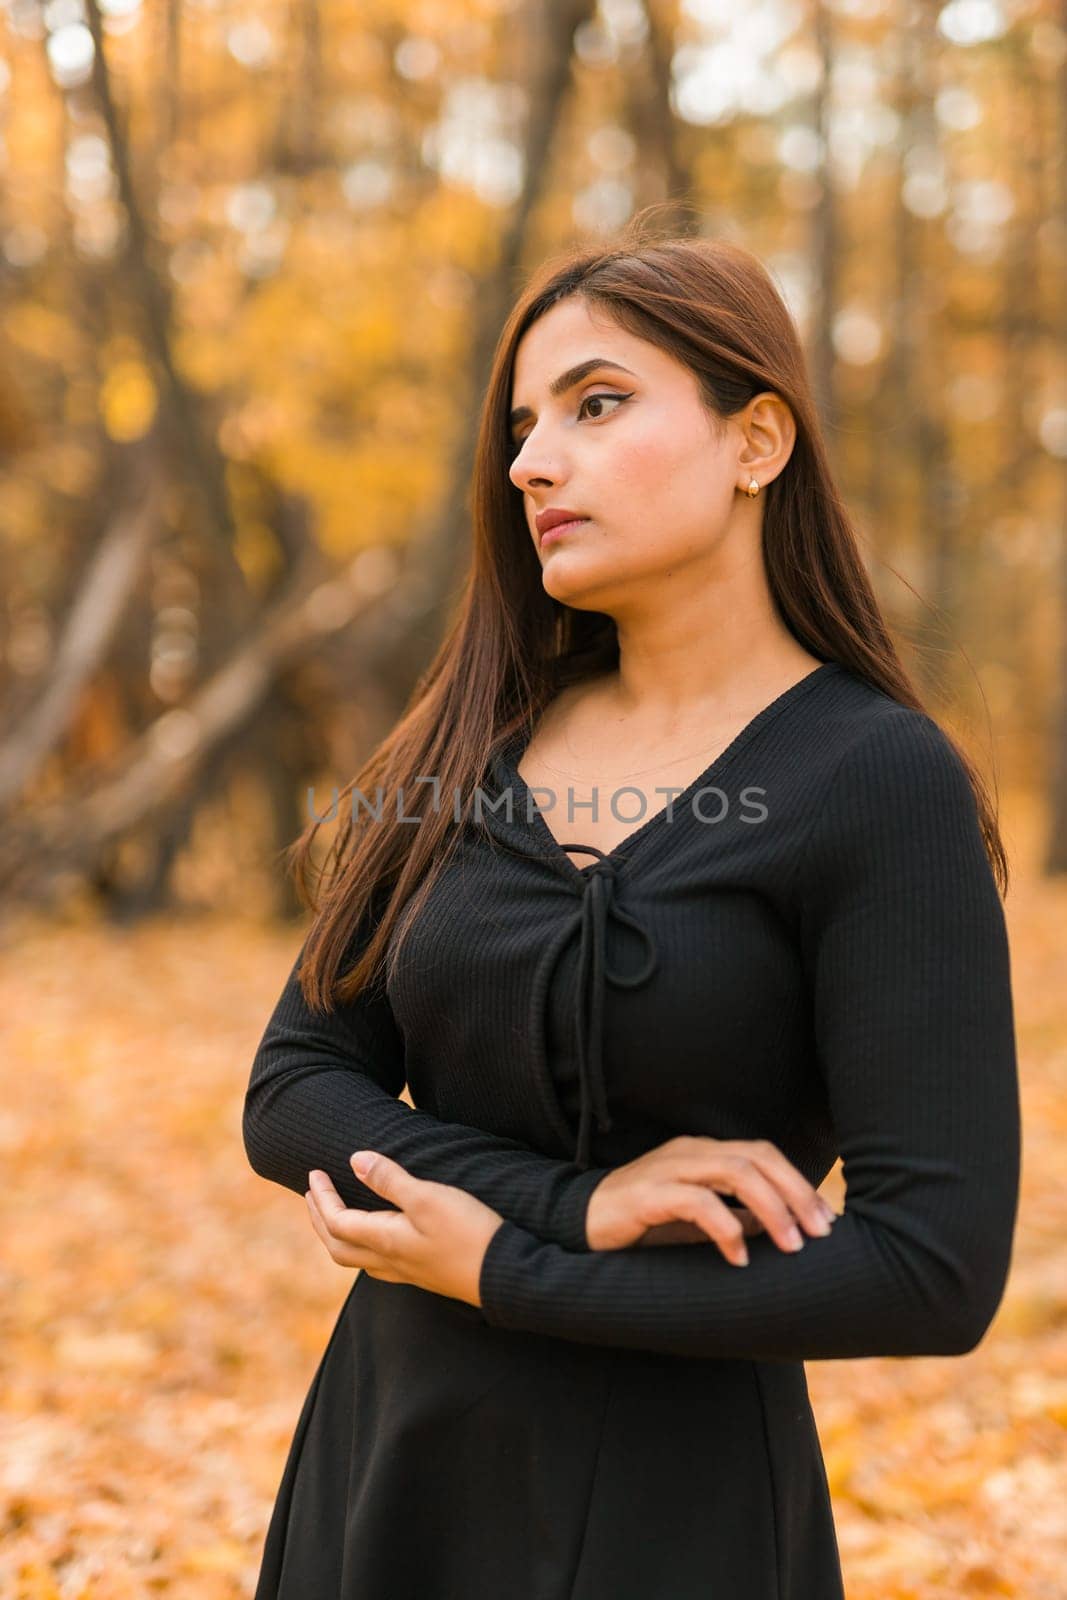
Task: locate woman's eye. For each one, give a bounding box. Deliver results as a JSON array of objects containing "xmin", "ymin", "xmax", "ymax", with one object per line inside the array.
[{"xmin": 577, "ymin": 391, "xmax": 630, "ymax": 422}]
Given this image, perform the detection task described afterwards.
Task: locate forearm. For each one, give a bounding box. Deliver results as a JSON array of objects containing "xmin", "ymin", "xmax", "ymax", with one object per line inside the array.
[
  {"xmin": 478, "ymin": 1188, "xmax": 1017, "ymax": 1361},
  {"xmin": 245, "ymin": 932, "xmax": 609, "ymax": 1250},
  {"xmin": 243, "ymin": 1060, "xmax": 607, "ymax": 1251}
]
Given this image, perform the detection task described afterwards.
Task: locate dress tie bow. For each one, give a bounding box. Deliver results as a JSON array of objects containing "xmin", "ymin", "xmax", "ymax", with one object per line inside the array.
[{"xmin": 542, "ymin": 842, "xmax": 659, "ymax": 1169}]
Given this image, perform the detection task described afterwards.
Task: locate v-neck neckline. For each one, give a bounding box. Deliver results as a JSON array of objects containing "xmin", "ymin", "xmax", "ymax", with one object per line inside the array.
[{"xmin": 500, "ymin": 661, "xmax": 841, "ymax": 883}]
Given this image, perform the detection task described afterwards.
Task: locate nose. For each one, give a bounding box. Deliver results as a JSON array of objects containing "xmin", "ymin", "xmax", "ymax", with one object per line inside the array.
[{"xmin": 508, "ymin": 431, "xmax": 568, "ymax": 498}]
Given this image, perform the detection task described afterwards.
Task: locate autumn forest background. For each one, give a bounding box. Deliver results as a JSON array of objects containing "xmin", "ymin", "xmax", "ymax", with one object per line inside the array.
[{"xmin": 1, "ymin": 0, "xmax": 1066, "ymax": 1594}]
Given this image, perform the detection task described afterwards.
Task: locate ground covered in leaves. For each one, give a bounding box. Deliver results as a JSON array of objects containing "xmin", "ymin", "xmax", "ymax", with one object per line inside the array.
[{"xmin": 1, "ymin": 792, "xmax": 1064, "ymax": 1598}]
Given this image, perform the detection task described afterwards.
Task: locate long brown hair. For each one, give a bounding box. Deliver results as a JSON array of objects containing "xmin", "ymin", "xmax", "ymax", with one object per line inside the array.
[{"xmin": 286, "ymin": 218, "xmax": 1008, "ymax": 1012}]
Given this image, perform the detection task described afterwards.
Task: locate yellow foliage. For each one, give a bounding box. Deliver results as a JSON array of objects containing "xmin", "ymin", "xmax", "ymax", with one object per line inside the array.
[
  {"xmin": 232, "ymin": 519, "xmax": 284, "ymax": 589},
  {"xmin": 6, "ymin": 304, "xmax": 79, "ymax": 366},
  {"xmin": 100, "ymin": 361, "xmax": 158, "ymax": 442}
]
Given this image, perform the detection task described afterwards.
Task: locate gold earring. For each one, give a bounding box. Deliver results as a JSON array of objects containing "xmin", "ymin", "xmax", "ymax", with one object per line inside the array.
[{"xmin": 745, "ymin": 477, "xmax": 760, "ymax": 498}]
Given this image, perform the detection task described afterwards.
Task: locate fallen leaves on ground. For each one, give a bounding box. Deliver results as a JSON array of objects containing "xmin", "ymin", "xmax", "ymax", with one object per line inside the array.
[{"xmin": 0, "ymin": 789, "xmax": 1064, "ymax": 1597}]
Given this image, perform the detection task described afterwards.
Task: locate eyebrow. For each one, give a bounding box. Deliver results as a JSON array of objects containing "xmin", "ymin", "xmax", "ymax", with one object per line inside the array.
[{"xmin": 508, "ymin": 357, "xmax": 638, "ymax": 436}]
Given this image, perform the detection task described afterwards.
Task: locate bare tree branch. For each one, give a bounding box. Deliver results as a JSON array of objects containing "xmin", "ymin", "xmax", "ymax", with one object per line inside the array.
[
  {"xmin": 0, "ymin": 447, "xmax": 160, "ymax": 813},
  {"xmin": 0, "ymin": 544, "xmax": 405, "ymax": 908}
]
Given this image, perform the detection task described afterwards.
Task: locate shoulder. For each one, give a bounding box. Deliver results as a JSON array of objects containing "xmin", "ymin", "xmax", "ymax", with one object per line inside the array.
[
  {"xmin": 794, "ymin": 679, "xmax": 988, "ymax": 897},
  {"xmin": 800, "ymin": 664, "xmax": 967, "ymax": 790},
  {"xmin": 827, "ymin": 698, "xmax": 972, "ymax": 807},
  {"xmin": 781, "ymin": 666, "xmax": 973, "ymax": 824}
]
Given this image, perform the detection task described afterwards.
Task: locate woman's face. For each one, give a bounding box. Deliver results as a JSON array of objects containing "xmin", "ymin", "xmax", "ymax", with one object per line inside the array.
[{"xmin": 507, "ymin": 295, "xmax": 756, "ymax": 615}]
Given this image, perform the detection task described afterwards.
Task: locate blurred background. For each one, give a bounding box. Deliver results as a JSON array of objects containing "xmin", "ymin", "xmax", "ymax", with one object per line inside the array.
[{"xmin": 1, "ymin": 1, "xmax": 1065, "ymax": 1596}]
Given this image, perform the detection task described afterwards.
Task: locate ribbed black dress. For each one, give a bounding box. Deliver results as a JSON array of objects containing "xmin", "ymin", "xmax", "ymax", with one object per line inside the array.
[{"xmin": 243, "ymin": 661, "xmax": 1020, "ymax": 1600}]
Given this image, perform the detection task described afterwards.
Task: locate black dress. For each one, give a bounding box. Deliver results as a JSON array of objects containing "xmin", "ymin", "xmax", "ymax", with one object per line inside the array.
[{"xmin": 243, "ymin": 661, "xmax": 1020, "ymax": 1599}]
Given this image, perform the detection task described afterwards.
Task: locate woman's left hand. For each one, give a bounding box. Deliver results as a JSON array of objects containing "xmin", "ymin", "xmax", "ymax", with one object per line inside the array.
[{"xmin": 304, "ymin": 1152, "xmax": 504, "ymax": 1309}]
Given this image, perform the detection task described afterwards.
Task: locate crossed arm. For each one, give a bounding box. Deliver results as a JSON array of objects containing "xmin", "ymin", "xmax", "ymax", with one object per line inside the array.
[{"xmin": 246, "ymin": 713, "xmax": 1021, "ymax": 1364}]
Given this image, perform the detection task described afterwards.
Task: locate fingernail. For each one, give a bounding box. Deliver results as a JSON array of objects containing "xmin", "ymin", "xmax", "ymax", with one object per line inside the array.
[
  {"xmin": 818, "ymin": 1199, "xmax": 837, "ymax": 1223},
  {"xmin": 734, "ymin": 1244, "xmax": 749, "ymax": 1267},
  {"xmin": 351, "ymin": 1151, "xmax": 375, "ymax": 1176},
  {"xmin": 786, "ymin": 1226, "xmax": 804, "ymax": 1251},
  {"xmin": 809, "ymin": 1213, "xmax": 832, "ymax": 1236}
]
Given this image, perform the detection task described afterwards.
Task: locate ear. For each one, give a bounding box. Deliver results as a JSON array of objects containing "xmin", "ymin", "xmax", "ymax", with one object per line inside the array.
[{"xmin": 736, "ymin": 391, "xmax": 796, "ymax": 489}]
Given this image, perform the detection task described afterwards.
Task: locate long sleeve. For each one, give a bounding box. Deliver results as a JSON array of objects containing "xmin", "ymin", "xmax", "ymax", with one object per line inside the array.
[
  {"xmin": 478, "ymin": 711, "xmax": 1022, "ymax": 1360},
  {"xmin": 242, "ymin": 918, "xmax": 607, "ymax": 1252}
]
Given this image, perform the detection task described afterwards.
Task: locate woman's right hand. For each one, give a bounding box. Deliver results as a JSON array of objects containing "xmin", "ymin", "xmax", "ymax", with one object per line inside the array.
[{"xmin": 584, "ymin": 1136, "xmax": 838, "ymax": 1266}]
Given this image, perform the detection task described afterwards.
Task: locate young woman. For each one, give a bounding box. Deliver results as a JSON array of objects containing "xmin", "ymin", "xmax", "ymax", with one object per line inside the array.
[{"xmin": 243, "ymin": 227, "xmax": 1021, "ymax": 1599}]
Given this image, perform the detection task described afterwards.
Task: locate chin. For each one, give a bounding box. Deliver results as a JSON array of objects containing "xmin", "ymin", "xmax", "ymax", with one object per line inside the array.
[
  {"xmin": 544, "ymin": 548, "xmax": 646, "ymax": 609},
  {"xmin": 541, "ymin": 563, "xmax": 615, "ymax": 609}
]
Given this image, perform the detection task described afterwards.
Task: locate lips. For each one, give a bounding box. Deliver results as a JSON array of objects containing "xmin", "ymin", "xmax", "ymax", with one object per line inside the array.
[{"xmin": 535, "ymin": 507, "xmax": 589, "ymax": 537}]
